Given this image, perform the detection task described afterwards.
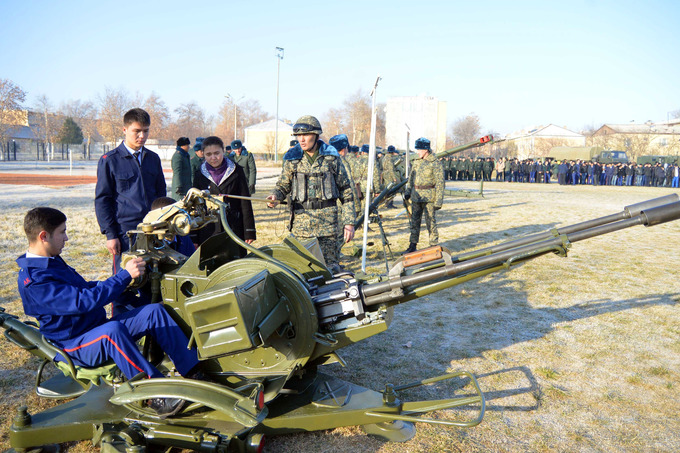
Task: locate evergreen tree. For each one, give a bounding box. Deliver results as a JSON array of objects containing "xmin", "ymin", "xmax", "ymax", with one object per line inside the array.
[{"xmin": 57, "ymin": 117, "xmax": 84, "ymax": 144}]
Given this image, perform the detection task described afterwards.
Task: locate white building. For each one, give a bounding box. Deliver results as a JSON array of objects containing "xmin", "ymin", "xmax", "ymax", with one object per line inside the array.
[
  {"xmin": 244, "ymin": 119, "xmax": 293, "ymax": 159},
  {"xmin": 385, "ymin": 95, "xmax": 447, "ymax": 152},
  {"xmin": 505, "ymin": 124, "xmax": 586, "ymax": 159}
]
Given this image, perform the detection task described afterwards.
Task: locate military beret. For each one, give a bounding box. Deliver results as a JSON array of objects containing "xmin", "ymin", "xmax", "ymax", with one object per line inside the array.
[{"xmin": 361, "ymin": 144, "xmax": 369, "ymax": 153}]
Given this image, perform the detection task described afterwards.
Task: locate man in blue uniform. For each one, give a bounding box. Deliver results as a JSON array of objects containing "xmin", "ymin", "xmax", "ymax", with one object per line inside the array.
[
  {"xmin": 17, "ymin": 207, "xmax": 200, "ymax": 417},
  {"xmin": 95, "ymin": 108, "xmax": 167, "ymax": 277}
]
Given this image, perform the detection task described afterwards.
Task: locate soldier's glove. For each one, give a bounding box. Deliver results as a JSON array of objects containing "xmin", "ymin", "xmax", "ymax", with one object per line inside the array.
[
  {"xmin": 403, "ymin": 192, "xmax": 411, "ymax": 201},
  {"xmin": 434, "ymin": 205, "xmax": 442, "ymax": 211}
]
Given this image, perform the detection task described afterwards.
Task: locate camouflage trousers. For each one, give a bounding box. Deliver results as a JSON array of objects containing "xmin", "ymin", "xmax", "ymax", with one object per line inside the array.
[
  {"xmin": 313, "ymin": 235, "xmax": 340, "ymax": 269},
  {"xmin": 409, "ymin": 201, "xmax": 438, "ymax": 246}
]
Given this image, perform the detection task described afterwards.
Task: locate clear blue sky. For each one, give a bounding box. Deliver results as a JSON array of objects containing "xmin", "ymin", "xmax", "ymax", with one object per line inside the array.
[{"xmin": 2, "ymin": 0, "xmax": 678, "ymax": 135}]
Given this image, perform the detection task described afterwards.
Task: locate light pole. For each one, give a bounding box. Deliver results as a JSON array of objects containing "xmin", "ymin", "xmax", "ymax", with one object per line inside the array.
[
  {"xmin": 225, "ymin": 94, "xmax": 244, "ymax": 142},
  {"xmin": 275, "ymin": 47, "xmax": 284, "ymax": 162}
]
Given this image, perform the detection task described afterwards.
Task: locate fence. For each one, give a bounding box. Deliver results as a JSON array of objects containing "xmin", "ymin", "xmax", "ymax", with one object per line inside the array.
[{"xmin": 1, "ymin": 141, "xmax": 113, "ymax": 162}]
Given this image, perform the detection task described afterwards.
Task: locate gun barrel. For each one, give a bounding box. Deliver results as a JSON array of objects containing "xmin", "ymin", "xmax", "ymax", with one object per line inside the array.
[
  {"xmin": 361, "ymin": 198, "xmax": 680, "ymax": 306},
  {"xmin": 452, "ymin": 194, "xmax": 679, "ymax": 263},
  {"xmin": 434, "ymin": 135, "xmax": 493, "ymax": 159}
]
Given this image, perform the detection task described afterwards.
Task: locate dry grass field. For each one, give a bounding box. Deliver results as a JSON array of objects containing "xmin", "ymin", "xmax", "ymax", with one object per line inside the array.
[{"xmin": 1, "ymin": 174, "xmax": 678, "ymax": 453}]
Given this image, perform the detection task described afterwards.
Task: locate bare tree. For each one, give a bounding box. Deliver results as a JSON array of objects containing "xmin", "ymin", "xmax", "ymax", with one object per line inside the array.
[
  {"xmin": 98, "ymin": 87, "xmax": 132, "ymax": 145},
  {"xmin": 449, "ymin": 113, "xmax": 481, "ymax": 146},
  {"xmin": 143, "ymin": 92, "xmax": 171, "ymax": 140},
  {"xmin": 169, "ymin": 102, "xmax": 211, "ymax": 141},
  {"xmin": 671, "ymin": 109, "xmax": 680, "ymax": 119},
  {"xmin": 0, "ymin": 78, "xmax": 27, "ymax": 155},
  {"xmin": 32, "ymin": 94, "xmax": 61, "ymax": 159},
  {"xmin": 321, "ymin": 107, "xmax": 346, "ymax": 140},
  {"xmin": 215, "ymin": 98, "xmax": 271, "ymax": 142},
  {"xmin": 341, "ymin": 89, "xmax": 371, "ymax": 147}
]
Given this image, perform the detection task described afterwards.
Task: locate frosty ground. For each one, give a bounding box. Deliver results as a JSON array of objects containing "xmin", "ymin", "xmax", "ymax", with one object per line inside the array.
[{"xmin": 0, "ymin": 164, "xmax": 678, "ymax": 452}]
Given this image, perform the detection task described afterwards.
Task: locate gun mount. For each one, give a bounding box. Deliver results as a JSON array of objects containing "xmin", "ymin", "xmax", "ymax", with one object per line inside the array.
[{"xmin": 3, "ymin": 190, "xmax": 680, "ymax": 452}]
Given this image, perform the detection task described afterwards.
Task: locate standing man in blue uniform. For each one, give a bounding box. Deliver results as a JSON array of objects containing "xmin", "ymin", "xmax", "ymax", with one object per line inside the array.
[
  {"xmin": 17, "ymin": 207, "xmax": 200, "ymax": 416},
  {"xmin": 95, "ymin": 108, "xmax": 167, "ymax": 276}
]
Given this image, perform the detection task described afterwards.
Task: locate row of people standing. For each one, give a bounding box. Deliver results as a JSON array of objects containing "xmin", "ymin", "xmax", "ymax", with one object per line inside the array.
[
  {"xmin": 555, "ymin": 160, "xmax": 679, "ymax": 187},
  {"xmin": 440, "ymin": 156, "xmax": 495, "ymax": 182}
]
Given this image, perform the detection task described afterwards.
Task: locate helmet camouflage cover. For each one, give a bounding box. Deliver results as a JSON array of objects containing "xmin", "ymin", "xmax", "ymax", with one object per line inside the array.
[{"xmin": 292, "ymin": 115, "xmax": 322, "ymax": 135}]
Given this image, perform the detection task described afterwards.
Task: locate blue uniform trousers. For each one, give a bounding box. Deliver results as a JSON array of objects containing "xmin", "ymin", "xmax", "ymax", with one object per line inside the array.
[{"xmin": 57, "ymin": 304, "xmax": 198, "ymax": 379}]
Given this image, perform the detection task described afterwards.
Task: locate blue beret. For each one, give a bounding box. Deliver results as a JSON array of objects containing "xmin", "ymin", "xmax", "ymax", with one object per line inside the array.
[
  {"xmin": 387, "ymin": 145, "xmax": 396, "ymax": 153},
  {"xmin": 360, "ymin": 144, "xmax": 369, "ymax": 153},
  {"xmin": 329, "ymin": 134, "xmax": 349, "ymax": 151}
]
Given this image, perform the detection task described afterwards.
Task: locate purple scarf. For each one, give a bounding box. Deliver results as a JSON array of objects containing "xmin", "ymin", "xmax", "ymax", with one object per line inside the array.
[{"xmin": 206, "ymin": 159, "xmax": 228, "ymax": 184}]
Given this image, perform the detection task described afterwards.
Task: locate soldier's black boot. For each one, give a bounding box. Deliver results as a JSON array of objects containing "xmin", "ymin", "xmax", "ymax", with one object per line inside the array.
[{"xmin": 404, "ymin": 242, "xmax": 417, "ymax": 254}]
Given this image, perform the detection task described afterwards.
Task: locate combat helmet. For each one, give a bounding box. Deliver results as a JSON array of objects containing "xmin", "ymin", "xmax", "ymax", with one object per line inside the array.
[{"xmin": 292, "ymin": 115, "xmax": 322, "ymax": 135}]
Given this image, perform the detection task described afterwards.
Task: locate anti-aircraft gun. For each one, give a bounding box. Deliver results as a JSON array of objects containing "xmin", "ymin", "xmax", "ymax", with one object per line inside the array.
[{"xmin": 3, "ymin": 189, "xmax": 680, "ymax": 452}]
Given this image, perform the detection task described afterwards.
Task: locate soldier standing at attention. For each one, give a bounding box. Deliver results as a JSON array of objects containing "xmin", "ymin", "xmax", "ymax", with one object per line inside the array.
[
  {"xmin": 171, "ymin": 137, "xmax": 192, "ymax": 201},
  {"xmin": 403, "ymin": 138, "xmax": 444, "ymax": 253},
  {"xmin": 229, "ymin": 139, "xmax": 257, "ymax": 194},
  {"xmin": 266, "ymin": 116, "xmax": 355, "ymax": 273}
]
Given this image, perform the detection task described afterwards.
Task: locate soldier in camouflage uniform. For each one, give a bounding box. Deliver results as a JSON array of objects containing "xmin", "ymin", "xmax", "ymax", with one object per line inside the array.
[
  {"xmin": 381, "ymin": 145, "xmax": 400, "ymax": 208},
  {"xmin": 403, "ymin": 138, "xmax": 444, "ymax": 253},
  {"xmin": 267, "ymin": 116, "xmax": 355, "ymax": 273},
  {"xmin": 330, "ymin": 134, "xmax": 360, "ymax": 257}
]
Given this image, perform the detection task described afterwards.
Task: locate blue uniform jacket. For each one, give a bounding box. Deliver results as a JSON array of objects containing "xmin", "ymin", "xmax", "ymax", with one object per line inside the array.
[
  {"xmin": 17, "ymin": 254, "xmax": 132, "ymax": 343},
  {"xmin": 95, "ymin": 143, "xmax": 167, "ymax": 240}
]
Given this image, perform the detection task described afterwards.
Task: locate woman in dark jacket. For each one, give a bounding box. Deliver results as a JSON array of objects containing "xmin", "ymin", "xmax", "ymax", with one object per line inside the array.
[{"xmin": 192, "ymin": 136, "xmax": 256, "ymax": 257}]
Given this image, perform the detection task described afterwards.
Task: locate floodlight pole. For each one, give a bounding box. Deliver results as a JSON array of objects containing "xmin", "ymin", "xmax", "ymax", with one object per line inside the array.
[
  {"xmin": 275, "ymin": 47, "xmax": 284, "ymax": 162},
  {"xmin": 362, "ymin": 75, "xmax": 382, "ymax": 272},
  {"xmin": 225, "ymin": 94, "xmax": 244, "ymax": 142}
]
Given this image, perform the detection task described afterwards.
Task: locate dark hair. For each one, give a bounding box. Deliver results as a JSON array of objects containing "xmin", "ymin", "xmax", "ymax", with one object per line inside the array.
[
  {"xmin": 123, "ymin": 108, "xmax": 151, "ymax": 127},
  {"xmin": 176, "ymin": 137, "xmax": 190, "ymax": 147},
  {"xmin": 151, "ymin": 197, "xmax": 177, "ymax": 210},
  {"xmin": 24, "ymin": 207, "xmax": 67, "ymax": 243},
  {"xmin": 202, "ymin": 136, "xmax": 224, "ymax": 150}
]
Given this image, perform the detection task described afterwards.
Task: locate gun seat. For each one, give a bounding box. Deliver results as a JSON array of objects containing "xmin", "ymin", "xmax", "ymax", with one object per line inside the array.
[{"xmin": 0, "ymin": 311, "xmax": 120, "ymax": 399}]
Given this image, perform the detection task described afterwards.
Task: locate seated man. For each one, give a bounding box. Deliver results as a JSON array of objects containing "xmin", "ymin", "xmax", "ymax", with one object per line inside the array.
[{"xmin": 16, "ymin": 207, "xmax": 200, "ymax": 417}]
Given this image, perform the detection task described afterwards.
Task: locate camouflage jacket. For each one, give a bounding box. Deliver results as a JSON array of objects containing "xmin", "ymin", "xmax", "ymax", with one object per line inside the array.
[
  {"xmin": 352, "ymin": 154, "xmax": 382, "ymax": 196},
  {"xmin": 407, "ymin": 152, "xmax": 444, "ymax": 207},
  {"xmin": 272, "ymin": 141, "xmax": 355, "ymax": 237},
  {"xmin": 380, "ymin": 154, "xmax": 400, "ymax": 185}
]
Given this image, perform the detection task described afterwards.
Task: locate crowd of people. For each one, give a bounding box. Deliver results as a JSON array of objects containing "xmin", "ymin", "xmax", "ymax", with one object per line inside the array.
[{"xmin": 438, "ymin": 156, "xmax": 680, "ymax": 188}]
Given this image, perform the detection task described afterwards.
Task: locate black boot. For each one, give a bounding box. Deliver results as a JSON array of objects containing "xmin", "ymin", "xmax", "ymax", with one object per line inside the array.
[
  {"xmin": 147, "ymin": 397, "xmax": 187, "ymax": 418},
  {"xmin": 404, "ymin": 242, "xmax": 417, "ymax": 254}
]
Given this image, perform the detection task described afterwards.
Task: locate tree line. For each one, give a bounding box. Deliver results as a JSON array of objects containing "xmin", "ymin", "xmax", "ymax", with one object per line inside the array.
[{"xmin": 1, "ymin": 77, "xmax": 492, "ymax": 155}]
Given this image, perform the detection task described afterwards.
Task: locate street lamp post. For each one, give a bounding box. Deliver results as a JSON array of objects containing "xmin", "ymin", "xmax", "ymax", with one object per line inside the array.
[
  {"xmin": 275, "ymin": 47, "xmax": 284, "ymax": 162},
  {"xmin": 225, "ymin": 94, "xmax": 244, "ymax": 142}
]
